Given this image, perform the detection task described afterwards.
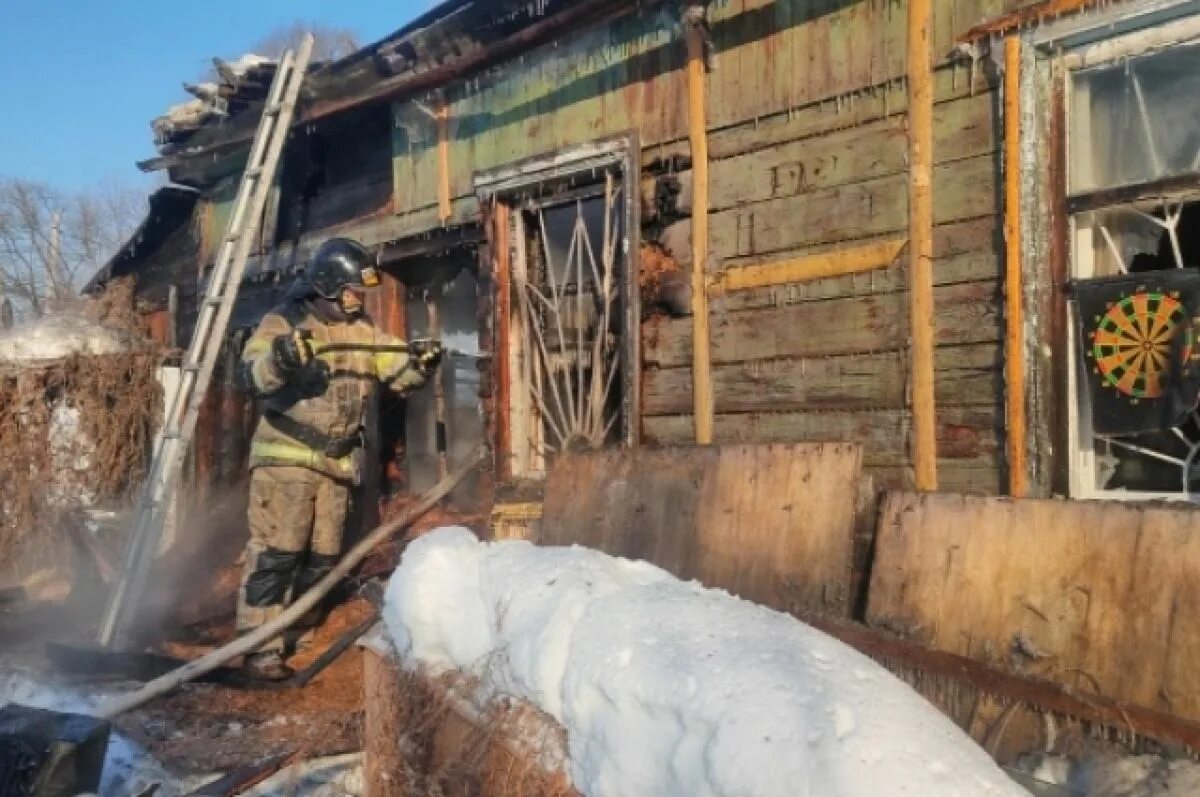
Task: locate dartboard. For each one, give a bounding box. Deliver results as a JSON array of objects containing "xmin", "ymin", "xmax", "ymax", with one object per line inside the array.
[{"xmin": 1088, "ymin": 289, "xmax": 1185, "ymax": 401}]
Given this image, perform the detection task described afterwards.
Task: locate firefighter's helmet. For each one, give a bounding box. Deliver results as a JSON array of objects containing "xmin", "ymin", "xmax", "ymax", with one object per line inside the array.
[{"xmin": 302, "ymin": 238, "xmax": 380, "ymax": 298}]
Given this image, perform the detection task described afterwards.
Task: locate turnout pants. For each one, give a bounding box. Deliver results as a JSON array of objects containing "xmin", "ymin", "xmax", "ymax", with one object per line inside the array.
[{"xmin": 237, "ymin": 465, "xmax": 351, "ymax": 653}]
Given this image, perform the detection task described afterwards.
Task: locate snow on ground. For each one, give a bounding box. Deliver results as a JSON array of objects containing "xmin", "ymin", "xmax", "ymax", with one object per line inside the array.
[
  {"xmin": 240, "ymin": 752, "xmax": 363, "ymax": 797},
  {"xmin": 0, "ymin": 663, "xmax": 203, "ymax": 796},
  {"xmin": 1017, "ymin": 753, "xmax": 1200, "ymax": 796},
  {"xmin": 0, "ymin": 314, "xmax": 127, "ymax": 362},
  {"xmin": 383, "ymin": 527, "xmax": 1032, "ymax": 797}
]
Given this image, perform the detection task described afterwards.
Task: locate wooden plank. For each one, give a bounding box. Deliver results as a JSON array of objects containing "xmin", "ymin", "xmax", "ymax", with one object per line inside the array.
[
  {"xmin": 867, "ymin": 492, "xmax": 1200, "ymax": 723},
  {"xmin": 539, "ymin": 444, "xmax": 862, "ymax": 615},
  {"xmin": 715, "ymin": 248, "xmax": 1000, "ymax": 313},
  {"xmin": 869, "ymin": 461, "xmax": 1004, "ymax": 494},
  {"xmin": 710, "ymin": 218, "xmax": 1002, "ymax": 312},
  {"xmin": 492, "ymin": 204, "xmax": 513, "ymax": 482},
  {"xmin": 660, "ymin": 92, "xmax": 998, "ymax": 216},
  {"xmin": 643, "ymin": 281, "xmax": 1001, "ymax": 368},
  {"xmin": 640, "ymin": 407, "xmax": 1001, "ymax": 469},
  {"xmin": 660, "ymin": 153, "xmax": 998, "ymax": 266},
  {"xmin": 363, "ymin": 645, "xmax": 414, "ymax": 797},
  {"xmin": 642, "ymin": 343, "xmax": 1002, "ymax": 416},
  {"xmin": 1003, "ymin": 36, "xmax": 1028, "ymax": 498},
  {"xmin": 909, "ymin": 0, "xmax": 938, "ymax": 491},
  {"xmin": 802, "ymin": 613, "xmax": 1200, "ymax": 756},
  {"xmin": 686, "ymin": 8, "xmax": 714, "ymax": 445},
  {"xmin": 645, "ymin": 64, "xmax": 996, "ymax": 168},
  {"xmin": 437, "ymin": 103, "xmax": 452, "ymax": 223},
  {"xmin": 706, "ymin": 238, "xmax": 907, "ymax": 296}
]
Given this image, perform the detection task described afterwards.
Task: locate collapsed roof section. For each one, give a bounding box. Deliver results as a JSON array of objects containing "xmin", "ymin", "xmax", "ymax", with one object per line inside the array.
[
  {"xmin": 138, "ymin": 0, "xmax": 642, "ymax": 188},
  {"xmin": 153, "ymin": 55, "xmax": 278, "ymax": 152}
]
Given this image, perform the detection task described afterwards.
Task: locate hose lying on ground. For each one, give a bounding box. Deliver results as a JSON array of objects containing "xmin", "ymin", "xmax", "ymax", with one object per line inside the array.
[{"xmin": 96, "ymin": 445, "xmax": 485, "ymax": 719}]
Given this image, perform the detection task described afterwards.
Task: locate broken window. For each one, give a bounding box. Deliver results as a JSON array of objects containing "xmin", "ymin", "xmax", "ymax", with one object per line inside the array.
[{"xmin": 1067, "ymin": 40, "xmax": 1200, "ymax": 499}]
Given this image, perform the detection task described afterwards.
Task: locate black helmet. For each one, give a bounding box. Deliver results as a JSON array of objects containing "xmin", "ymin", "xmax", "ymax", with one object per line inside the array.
[{"xmin": 303, "ymin": 238, "xmax": 379, "ymax": 298}]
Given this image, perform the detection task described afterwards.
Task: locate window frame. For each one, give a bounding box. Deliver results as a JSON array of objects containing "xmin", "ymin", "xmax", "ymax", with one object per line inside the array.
[
  {"xmin": 475, "ymin": 133, "xmax": 642, "ymax": 480},
  {"xmin": 1042, "ymin": 4, "xmax": 1200, "ymax": 500}
]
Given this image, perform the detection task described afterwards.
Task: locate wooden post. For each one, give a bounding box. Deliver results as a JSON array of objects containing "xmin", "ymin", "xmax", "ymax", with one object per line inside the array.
[
  {"xmin": 684, "ymin": 7, "xmax": 714, "ymax": 445},
  {"xmin": 437, "ymin": 102, "xmax": 452, "ymax": 224},
  {"xmin": 907, "ymin": 0, "xmax": 938, "ymax": 490},
  {"xmin": 425, "ymin": 287, "xmax": 450, "ymax": 481},
  {"xmin": 1004, "ymin": 36, "xmax": 1029, "ymax": 498},
  {"xmin": 363, "ymin": 645, "xmax": 412, "ymax": 797},
  {"xmin": 493, "ymin": 203, "xmax": 513, "ymax": 481}
]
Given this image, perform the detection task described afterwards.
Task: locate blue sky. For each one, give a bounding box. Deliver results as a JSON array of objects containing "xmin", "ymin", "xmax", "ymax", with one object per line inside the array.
[{"xmin": 0, "ymin": 2, "xmax": 426, "ymax": 192}]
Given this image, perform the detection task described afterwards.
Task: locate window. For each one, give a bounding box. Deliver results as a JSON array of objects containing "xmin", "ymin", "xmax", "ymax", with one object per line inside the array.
[
  {"xmin": 1067, "ymin": 35, "xmax": 1200, "ymax": 499},
  {"xmin": 477, "ymin": 137, "xmax": 640, "ymax": 480}
]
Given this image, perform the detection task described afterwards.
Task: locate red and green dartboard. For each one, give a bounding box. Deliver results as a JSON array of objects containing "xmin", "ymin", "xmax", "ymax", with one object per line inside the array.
[{"xmin": 1088, "ymin": 288, "xmax": 1186, "ymax": 402}]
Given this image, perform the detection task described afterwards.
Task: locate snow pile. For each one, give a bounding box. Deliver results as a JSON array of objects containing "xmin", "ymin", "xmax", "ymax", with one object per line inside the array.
[
  {"xmin": 46, "ymin": 404, "xmax": 96, "ymax": 508},
  {"xmin": 223, "ymin": 53, "xmax": 273, "ymax": 76},
  {"xmin": 383, "ymin": 528, "xmax": 1031, "ymax": 797},
  {"xmin": 0, "ymin": 314, "xmax": 127, "ymax": 362}
]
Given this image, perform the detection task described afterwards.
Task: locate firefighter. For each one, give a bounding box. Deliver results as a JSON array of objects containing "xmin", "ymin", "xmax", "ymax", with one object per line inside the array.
[{"xmin": 237, "ymin": 237, "xmax": 441, "ymax": 679}]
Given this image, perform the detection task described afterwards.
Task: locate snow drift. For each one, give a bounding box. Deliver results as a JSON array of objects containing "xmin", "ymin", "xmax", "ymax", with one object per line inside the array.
[
  {"xmin": 383, "ymin": 527, "xmax": 1030, "ymax": 797},
  {"xmin": 0, "ymin": 314, "xmax": 128, "ymax": 362}
]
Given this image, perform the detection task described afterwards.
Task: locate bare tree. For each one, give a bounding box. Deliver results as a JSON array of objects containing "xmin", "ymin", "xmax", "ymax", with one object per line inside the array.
[
  {"xmin": 249, "ymin": 22, "xmax": 360, "ymax": 63},
  {"xmin": 0, "ymin": 178, "xmax": 144, "ymax": 321}
]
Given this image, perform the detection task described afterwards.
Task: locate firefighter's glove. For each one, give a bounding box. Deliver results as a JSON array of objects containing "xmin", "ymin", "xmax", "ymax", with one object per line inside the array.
[
  {"xmin": 272, "ymin": 329, "xmax": 314, "ymax": 373},
  {"xmin": 410, "ymin": 339, "xmax": 444, "ymax": 374}
]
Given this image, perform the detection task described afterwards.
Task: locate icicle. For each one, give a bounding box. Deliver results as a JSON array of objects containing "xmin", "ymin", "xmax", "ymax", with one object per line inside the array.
[{"xmin": 968, "ymin": 43, "xmax": 982, "ymax": 98}]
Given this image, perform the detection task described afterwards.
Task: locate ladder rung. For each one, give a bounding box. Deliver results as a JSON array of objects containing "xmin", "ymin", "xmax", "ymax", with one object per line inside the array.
[
  {"xmin": 202, "ymin": 297, "xmax": 222, "ymax": 308},
  {"xmin": 225, "ymin": 232, "xmax": 241, "ymax": 243},
  {"xmin": 264, "ymin": 103, "xmax": 283, "ymax": 117},
  {"xmin": 244, "ymin": 167, "xmax": 263, "ymax": 179},
  {"xmin": 182, "ymin": 363, "xmax": 202, "ymax": 373}
]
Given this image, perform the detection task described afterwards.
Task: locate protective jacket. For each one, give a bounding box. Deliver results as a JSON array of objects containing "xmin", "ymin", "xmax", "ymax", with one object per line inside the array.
[{"xmin": 241, "ymin": 298, "xmax": 426, "ymax": 481}]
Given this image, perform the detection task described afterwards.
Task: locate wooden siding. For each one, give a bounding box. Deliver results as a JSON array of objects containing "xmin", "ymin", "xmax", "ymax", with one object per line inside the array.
[{"xmin": 383, "ymin": 0, "xmax": 1032, "ymax": 493}]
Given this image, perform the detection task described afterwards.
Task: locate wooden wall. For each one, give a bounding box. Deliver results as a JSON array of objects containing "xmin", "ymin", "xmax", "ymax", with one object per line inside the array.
[
  {"xmin": 382, "ymin": 0, "xmax": 1029, "ymax": 494},
  {"xmin": 868, "ymin": 492, "xmax": 1200, "ymax": 724},
  {"xmin": 538, "ymin": 443, "xmax": 863, "ymax": 616}
]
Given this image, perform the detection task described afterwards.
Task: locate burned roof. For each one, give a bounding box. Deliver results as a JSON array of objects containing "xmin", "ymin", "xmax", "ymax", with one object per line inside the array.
[
  {"xmin": 139, "ymin": 0, "xmax": 642, "ymax": 187},
  {"xmin": 83, "ymin": 186, "xmax": 198, "ymax": 295}
]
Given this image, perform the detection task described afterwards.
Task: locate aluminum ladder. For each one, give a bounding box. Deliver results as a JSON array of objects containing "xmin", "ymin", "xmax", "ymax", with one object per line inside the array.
[{"xmin": 97, "ymin": 34, "xmax": 315, "ymax": 647}]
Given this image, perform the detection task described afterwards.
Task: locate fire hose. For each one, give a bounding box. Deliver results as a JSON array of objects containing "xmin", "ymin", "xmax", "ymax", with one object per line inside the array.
[{"xmin": 95, "ymin": 445, "xmax": 485, "ymax": 719}]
